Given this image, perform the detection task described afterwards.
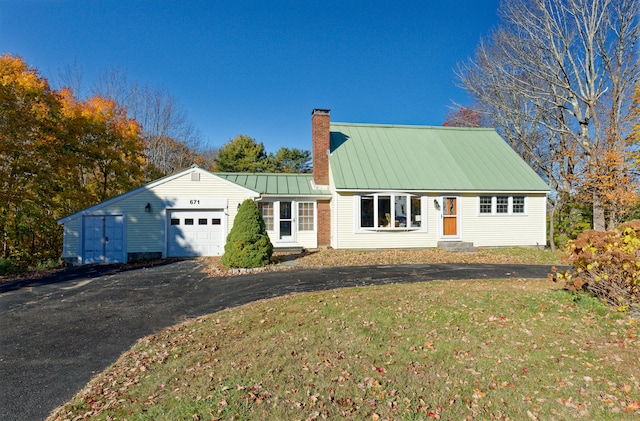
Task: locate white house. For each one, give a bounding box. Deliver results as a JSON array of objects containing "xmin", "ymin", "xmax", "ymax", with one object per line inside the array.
[{"xmin": 58, "ymin": 109, "xmax": 549, "ymax": 265}]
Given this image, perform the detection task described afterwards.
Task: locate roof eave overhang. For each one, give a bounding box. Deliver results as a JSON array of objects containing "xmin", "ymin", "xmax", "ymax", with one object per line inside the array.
[
  {"xmin": 257, "ymin": 193, "xmax": 332, "ymax": 199},
  {"xmin": 334, "ymin": 188, "xmax": 550, "ymax": 194}
]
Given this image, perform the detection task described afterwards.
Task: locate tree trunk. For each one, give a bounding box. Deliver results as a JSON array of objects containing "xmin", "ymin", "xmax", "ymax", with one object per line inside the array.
[
  {"xmin": 549, "ymin": 210, "xmax": 556, "ymax": 252},
  {"xmin": 593, "ymin": 190, "xmax": 606, "ymax": 231}
]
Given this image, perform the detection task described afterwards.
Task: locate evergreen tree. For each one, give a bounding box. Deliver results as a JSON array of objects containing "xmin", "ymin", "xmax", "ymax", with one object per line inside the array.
[
  {"xmin": 222, "ymin": 199, "xmax": 273, "ymax": 269},
  {"xmin": 215, "ymin": 135, "xmax": 274, "ymax": 172}
]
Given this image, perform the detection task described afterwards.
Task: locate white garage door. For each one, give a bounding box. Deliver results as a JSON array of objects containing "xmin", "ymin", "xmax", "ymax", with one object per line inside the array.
[
  {"xmin": 83, "ymin": 215, "xmax": 125, "ymax": 264},
  {"xmin": 167, "ymin": 210, "xmax": 225, "ymax": 257}
]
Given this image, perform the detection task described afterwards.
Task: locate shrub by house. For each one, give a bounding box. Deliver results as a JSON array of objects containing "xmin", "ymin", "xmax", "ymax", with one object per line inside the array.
[
  {"xmin": 555, "ymin": 220, "xmax": 640, "ymax": 312},
  {"xmin": 222, "ymin": 199, "xmax": 273, "ymax": 269}
]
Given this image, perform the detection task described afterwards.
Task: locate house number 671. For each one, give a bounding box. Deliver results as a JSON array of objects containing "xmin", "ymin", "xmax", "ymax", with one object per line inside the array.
[{"xmin": 190, "ymin": 200, "xmax": 200, "ymax": 205}]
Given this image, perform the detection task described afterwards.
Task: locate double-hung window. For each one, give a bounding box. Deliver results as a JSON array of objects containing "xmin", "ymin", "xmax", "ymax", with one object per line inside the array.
[
  {"xmin": 259, "ymin": 201, "xmax": 316, "ymax": 233},
  {"xmin": 479, "ymin": 195, "xmax": 526, "ymax": 215},
  {"xmin": 298, "ymin": 202, "xmax": 314, "ymax": 231},
  {"xmin": 359, "ymin": 194, "xmax": 423, "ymax": 230},
  {"xmin": 258, "ymin": 202, "xmax": 274, "ymax": 231},
  {"xmin": 479, "ymin": 196, "xmax": 492, "ymax": 214},
  {"xmin": 512, "ymin": 196, "xmax": 525, "ymax": 213},
  {"xmin": 496, "ymin": 196, "xmax": 509, "ymax": 214}
]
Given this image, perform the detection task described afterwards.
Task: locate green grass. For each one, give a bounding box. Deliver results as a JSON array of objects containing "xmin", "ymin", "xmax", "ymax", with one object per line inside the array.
[
  {"xmin": 49, "ymin": 279, "xmax": 640, "ymax": 420},
  {"xmin": 0, "ymin": 257, "xmax": 62, "ymax": 278},
  {"xmin": 477, "ymin": 246, "xmax": 564, "ymax": 265}
]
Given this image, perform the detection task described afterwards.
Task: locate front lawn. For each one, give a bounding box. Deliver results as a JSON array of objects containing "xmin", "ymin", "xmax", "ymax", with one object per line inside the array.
[
  {"xmin": 49, "ymin": 278, "xmax": 640, "ymax": 420},
  {"xmin": 205, "ymin": 246, "xmax": 564, "ymax": 276}
]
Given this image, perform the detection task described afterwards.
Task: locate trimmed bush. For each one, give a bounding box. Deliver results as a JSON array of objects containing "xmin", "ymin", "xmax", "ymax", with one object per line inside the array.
[
  {"xmin": 222, "ymin": 199, "xmax": 273, "ymax": 269},
  {"xmin": 554, "ymin": 220, "xmax": 640, "ymax": 312}
]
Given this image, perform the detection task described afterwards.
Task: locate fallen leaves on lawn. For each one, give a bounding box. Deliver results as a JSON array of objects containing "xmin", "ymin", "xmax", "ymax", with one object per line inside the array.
[
  {"xmin": 48, "ymin": 280, "xmax": 640, "ymax": 421},
  {"xmin": 203, "ymin": 247, "xmax": 561, "ymax": 277}
]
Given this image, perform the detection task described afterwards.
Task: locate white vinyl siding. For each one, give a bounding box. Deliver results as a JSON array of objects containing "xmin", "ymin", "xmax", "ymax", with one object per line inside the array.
[
  {"xmin": 296, "ymin": 230, "xmax": 318, "ymax": 249},
  {"xmin": 114, "ymin": 172, "xmax": 249, "ymax": 255},
  {"xmin": 333, "ymin": 192, "xmax": 437, "ymax": 249},
  {"xmin": 333, "ymin": 192, "xmax": 546, "ymax": 249},
  {"xmin": 62, "ymin": 218, "xmax": 79, "ymax": 259},
  {"xmin": 464, "ymin": 193, "xmax": 547, "ymax": 247},
  {"xmin": 60, "ymin": 169, "xmax": 257, "ymax": 262},
  {"xmin": 261, "ymin": 199, "xmax": 318, "ymax": 249}
]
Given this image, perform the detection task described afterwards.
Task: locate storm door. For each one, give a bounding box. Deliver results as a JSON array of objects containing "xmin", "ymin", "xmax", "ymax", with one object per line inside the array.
[
  {"xmin": 278, "ymin": 201, "xmax": 294, "ymax": 242},
  {"xmin": 442, "ymin": 197, "xmax": 458, "ymax": 237}
]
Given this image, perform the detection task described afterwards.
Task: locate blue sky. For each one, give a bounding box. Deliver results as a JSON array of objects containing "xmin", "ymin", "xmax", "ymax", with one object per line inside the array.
[{"xmin": 1, "ymin": 0, "xmax": 501, "ymax": 152}]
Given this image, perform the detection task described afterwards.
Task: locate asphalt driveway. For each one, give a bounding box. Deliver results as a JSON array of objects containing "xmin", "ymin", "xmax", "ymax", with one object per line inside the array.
[{"xmin": 0, "ymin": 260, "xmax": 556, "ymax": 421}]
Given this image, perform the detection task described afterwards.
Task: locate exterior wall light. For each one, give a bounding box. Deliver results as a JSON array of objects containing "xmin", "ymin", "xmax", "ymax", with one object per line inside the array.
[
  {"xmin": 433, "ymin": 199, "xmax": 440, "ymax": 211},
  {"xmin": 145, "ymin": 203, "xmax": 151, "ymax": 213}
]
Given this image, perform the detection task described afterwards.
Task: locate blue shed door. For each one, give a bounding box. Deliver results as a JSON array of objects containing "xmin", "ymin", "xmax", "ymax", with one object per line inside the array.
[{"xmin": 83, "ymin": 215, "xmax": 125, "ymax": 264}]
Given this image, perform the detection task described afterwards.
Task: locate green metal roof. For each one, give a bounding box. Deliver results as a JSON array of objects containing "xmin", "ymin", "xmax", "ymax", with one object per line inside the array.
[
  {"xmin": 216, "ymin": 172, "xmax": 330, "ymax": 196},
  {"xmin": 329, "ymin": 123, "xmax": 550, "ymax": 191}
]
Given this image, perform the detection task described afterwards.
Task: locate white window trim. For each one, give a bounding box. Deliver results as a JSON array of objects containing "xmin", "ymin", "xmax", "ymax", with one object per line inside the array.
[
  {"xmin": 354, "ymin": 193, "xmax": 427, "ymax": 232},
  {"xmin": 297, "ymin": 201, "xmax": 316, "ymax": 232},
  {"xmin": 259, "ymin": 200, "xmax": 318, "ymax": 235},
  {"xmin": 437, "ymin": 195, "xmax": 463, "ymax": 241},
  {"xmin": 258, "ymin": 201, "xmax": 275, "ymax": 232},
  {"xmin": 478, "ymin": 195, "xmax": 528, "ymax": 216}
]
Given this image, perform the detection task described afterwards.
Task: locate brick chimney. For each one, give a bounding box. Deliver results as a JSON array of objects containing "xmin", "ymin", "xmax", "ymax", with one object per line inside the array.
[{"xmin": 312, "ymin": 109, "xmax": 330, "ymax": 186}]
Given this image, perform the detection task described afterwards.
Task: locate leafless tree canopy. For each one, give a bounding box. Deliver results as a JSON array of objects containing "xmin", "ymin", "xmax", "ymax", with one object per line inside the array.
[
  {"xmin": 91, "ymin": 68, "xmax": 205, "ymax": 175},
  {"xmin": 457, "ymin": 0, "xmax": 640, "ymax": 233}
]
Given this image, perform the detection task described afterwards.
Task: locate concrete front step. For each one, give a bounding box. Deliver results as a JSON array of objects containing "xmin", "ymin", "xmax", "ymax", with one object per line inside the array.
[
  {"xmin": 437, "ymin": 241, "xmax": 477, "ymax": 252},
  {"xmin": 274, "ymin": 246, "xmax": 305, "ymax": 253}
]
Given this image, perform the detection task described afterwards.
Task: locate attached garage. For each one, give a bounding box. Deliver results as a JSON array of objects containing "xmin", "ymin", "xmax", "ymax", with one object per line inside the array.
[
  {"xmin": 57, "ymin": 165, "xmax": 326, "ymax": 265},
  {"xmin": 167, "ymin": 209, "xmax": 225, "ymax": 257}
]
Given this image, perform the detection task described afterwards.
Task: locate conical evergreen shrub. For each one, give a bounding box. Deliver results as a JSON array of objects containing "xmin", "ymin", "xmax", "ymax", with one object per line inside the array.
[{"xmin": 222, "ymin": 199, "xmax": 273, "ymax": 269}]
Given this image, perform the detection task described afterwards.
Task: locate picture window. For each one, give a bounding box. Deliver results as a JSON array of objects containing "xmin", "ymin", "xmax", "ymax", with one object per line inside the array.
[{"xmin": 359, "ymin": 194, "xmax": 423, "ymax": 230}]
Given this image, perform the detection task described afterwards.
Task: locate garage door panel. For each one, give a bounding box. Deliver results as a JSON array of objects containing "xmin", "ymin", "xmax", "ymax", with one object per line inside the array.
[{"xmin": 168, "ymin": 210, "xmax": 224, "ymax": 257}]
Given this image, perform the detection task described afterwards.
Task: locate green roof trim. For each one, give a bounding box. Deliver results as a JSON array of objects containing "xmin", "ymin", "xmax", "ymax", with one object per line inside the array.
[
  {"xmin": 329, "ymin": 123, "xmax": 550, "ymax": 192},
  {"xmin": 216, "ymin": 172, "xmax": 330, "ymax": 196}
]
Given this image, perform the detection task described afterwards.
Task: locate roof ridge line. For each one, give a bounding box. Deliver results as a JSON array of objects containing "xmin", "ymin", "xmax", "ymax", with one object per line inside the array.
[{"xmin": 330, "ymin": 122, "xmax": 494, "ymax": 131}]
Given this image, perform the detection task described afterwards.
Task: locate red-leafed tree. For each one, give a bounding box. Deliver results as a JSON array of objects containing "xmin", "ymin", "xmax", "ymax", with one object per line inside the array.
[{"xmin": 442, "ymin": 106, "xmax": 482, "ymax": 127}]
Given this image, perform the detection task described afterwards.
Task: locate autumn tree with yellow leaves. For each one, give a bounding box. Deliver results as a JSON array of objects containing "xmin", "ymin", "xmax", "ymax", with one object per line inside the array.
[
  {"xmin": 58, "ymin": 88, "xmax": 146, "ymax": 204},
  {"xmin": 0, "ymin": 54, "xmax": 148, "ymax": 266}
]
